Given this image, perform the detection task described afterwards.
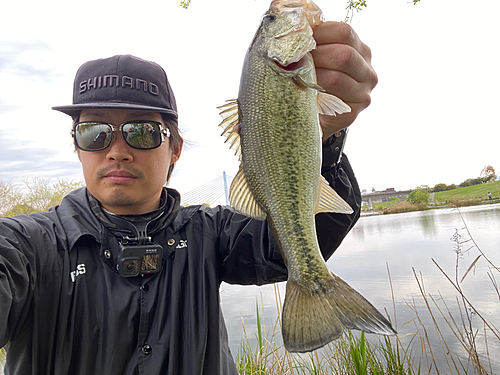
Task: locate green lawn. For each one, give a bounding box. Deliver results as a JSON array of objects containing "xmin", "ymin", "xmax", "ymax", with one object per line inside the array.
[{"xmin": 434, "ymin": 180, "xmax": 500, "ymax": 202}]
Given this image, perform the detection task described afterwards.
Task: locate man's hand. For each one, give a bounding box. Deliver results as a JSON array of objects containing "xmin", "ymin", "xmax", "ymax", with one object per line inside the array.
[{"xmin": 312, "ymin": 22, "xmax": 378, "ymax": 142}]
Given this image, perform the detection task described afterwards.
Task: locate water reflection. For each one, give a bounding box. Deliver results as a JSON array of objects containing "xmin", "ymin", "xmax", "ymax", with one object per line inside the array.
[
  {"xmin": 419, "ymin": 211, "xmax": 438, "ymax": 237},
  {"xmin": 220, "ymin": 204, "xmax": 500, "ymax": 373}
]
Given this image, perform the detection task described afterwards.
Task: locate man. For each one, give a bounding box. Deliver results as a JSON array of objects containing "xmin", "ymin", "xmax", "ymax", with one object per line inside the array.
[{"xmin": 0, "ymin": 21, "xmax": 376, "ymax": 374}]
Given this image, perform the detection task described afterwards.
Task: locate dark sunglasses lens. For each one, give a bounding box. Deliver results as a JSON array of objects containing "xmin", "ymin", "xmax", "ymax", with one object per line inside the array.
[
  {"xmin": 123, "ymin": 122, "xmax": 162, "ymax": 149},
  {"xmin": 75, "ymin": 123, "xmax": 112, "ymax": 150}
]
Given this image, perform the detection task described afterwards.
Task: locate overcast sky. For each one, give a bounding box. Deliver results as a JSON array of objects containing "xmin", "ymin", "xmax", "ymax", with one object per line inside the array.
[{"xmin": 1, "ymin": 0, "xmax": 499, "ymax": 196}]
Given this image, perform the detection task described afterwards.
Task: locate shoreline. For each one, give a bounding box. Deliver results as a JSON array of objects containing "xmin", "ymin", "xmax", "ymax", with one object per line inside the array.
[{"xmin": 361, "ymin": 198, "xmax": 500, "ymax": 216}]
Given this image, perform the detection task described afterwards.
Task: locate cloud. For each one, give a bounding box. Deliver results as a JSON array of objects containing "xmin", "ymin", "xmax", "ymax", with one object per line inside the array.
[
  {"xmin": 0, "ymin": 40, "xmax": 59, "ymax": 80},
  {"xmin": 0, "ymin": 98, "xmax": 18, "ymax": 114},
  {"xmin": 0, "ymin": 136, "xmax": 82, "ymax": 182}
]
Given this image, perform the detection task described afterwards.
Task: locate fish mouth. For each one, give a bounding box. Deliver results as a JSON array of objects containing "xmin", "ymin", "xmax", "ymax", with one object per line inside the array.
[{"xmin": 274, "ymin": 59, "xmax": 302, "ymax": 71}]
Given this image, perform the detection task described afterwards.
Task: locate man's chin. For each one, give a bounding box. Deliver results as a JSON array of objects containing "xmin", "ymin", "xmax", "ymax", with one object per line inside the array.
[{"xmin": 98, "ymin": 191, "xmax": 138, "ymax": 214}]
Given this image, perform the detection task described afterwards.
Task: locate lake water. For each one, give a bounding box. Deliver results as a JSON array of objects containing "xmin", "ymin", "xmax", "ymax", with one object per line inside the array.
[{"xmin": 220, "ymin": 204, "xmax": 500, "ymax": 374}]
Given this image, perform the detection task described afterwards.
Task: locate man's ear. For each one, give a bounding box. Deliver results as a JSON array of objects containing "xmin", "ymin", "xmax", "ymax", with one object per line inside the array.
[{"xmin": 170, "ymin": 138, "xmax": 183, "ymax": 164}]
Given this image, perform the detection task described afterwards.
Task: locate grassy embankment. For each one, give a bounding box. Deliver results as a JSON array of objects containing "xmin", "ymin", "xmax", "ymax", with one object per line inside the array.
[
  {"xmin": 235, "ymin": 215, "xmax": 499, "ymax": 374},
  {"xmin": 363, "ymin": 181, "xmax": 500, "ymax": 215},
  {"xmin": 435, "ymin": 181, "xmax": 500, "ymax": 205}
]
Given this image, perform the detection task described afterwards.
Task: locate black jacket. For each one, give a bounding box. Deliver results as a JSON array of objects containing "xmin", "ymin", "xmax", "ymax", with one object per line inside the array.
[{"xmin": 0, "ymin": 138, "xmax": 361, "ymax": 374}]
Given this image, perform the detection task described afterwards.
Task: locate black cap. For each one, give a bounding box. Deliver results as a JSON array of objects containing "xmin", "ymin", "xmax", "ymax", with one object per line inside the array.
[{"xmin": 52, "ymin": 55, "xmax": 177, "ymax": 118}]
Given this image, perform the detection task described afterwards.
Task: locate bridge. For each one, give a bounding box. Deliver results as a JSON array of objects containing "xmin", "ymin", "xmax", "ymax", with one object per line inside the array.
[
  {"xmin": 180, "ymin": 173, "xmax": 413, "ymax": 211},
  {"xmin": 362, "ymin": 189, "xmax": 413, "ymax": 209},
  {"xmin": 181, "ymin": 172, "xmax": 233, "ymax": 207}
]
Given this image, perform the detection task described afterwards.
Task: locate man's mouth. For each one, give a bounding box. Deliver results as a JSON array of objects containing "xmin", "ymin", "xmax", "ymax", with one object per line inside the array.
[{"xmin": 104, "ymin": 170, "xmax": 137, "ymax": 183}]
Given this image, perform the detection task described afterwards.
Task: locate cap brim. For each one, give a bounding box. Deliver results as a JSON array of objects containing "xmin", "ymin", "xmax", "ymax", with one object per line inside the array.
[{"xmin": 52, "ymin": 102, "xmax": 178, "ymax": 119}]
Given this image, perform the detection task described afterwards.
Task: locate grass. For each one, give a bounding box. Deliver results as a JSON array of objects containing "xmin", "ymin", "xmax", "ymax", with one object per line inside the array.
[
  {"xmin": 235, "ymin": 209, "xmax": 499, "ymax": 374},
  {"xmin": 381, "ymin": 201, "xmax": 425, "ymax": 215},
  {"xmin": 434, "ymin": 181, "xmax": 500, "ymax": 204},
  {"xmin": 236, "ymin": 287, "xmax": 418, "ymax": 374}
]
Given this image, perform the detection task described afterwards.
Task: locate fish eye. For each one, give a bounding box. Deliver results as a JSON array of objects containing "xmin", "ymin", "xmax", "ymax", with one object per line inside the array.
[{"xmin": 263, "ymin": 14, "xmax": 276, "ymax": 23}]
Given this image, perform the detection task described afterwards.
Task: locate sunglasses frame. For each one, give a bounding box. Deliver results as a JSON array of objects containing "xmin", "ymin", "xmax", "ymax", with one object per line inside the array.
[{"xmin": 72, "ymin": 120, "xmax": 170, "ymax": 151}]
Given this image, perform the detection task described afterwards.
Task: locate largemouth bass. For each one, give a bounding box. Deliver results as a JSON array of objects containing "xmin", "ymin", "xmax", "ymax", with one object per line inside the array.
[{"xmin": 219, "ymin": 0, "xmax": 395, "ymax": 353}]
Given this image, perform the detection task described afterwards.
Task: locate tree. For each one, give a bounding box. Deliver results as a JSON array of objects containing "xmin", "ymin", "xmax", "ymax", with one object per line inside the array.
[
  {"xmin": 480, "ymin": 165, "xmax": 496, "ymax": 183},
  {"xmin": 408, "ymin": 189, "xmax": 429, "ymax": 205},
  {"xmin": 460, "ymin": 178, "xmax": 481, "ymax": 188},
  {"xmin": 433, "ymin": 183, "xmax": 447, "ymax": 192},
  {"xmin": 1, "ymin": 178, "xmax": 85, "ymax": 217},
  {"xmin": 180, "ymin": 0, "xmax": 421, "ymax": 14},
  {"xmin": 0, "ymin": 181, "xmax": 22, "ymax": 217},
  {"xmin": 415, "ymin": 185, "xmax": 431, "ymax": 193}
]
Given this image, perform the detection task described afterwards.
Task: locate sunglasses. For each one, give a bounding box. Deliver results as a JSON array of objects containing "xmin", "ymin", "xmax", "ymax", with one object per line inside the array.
[{"xmin": 72, "ymin": 121, "xmax": 170, "ymax": 151}]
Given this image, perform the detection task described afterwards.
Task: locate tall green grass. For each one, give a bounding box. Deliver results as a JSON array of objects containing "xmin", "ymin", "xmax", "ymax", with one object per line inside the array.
[{"xmin": 236, "ymin": 290, "xmax": 419, "ymax": 374}]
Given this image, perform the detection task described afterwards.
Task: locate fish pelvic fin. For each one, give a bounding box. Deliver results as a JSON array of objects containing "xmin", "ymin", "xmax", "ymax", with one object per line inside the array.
[
  {"xmin": 282, "ymin": 271, "xmax": 397, "ymax": 353},
  {"xmin": 229, "ymin": 166, "xmax": 267, "ymax": 220},
  {"xmin": 218, "ymin": 99, "xmax": 242, "ymax": 161},
  {"xmin": 317, "ymin": 91, "xmax": 351, "ymax": 116},
  {"xmin": 315, "ymin": 176, "xmax": 354, "ymax": 214}
]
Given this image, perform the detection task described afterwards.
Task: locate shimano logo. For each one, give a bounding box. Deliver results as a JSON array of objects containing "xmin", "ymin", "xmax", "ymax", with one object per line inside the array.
[
  {"xmin": 79, "ymin": 75, "xmax": 159, "ymax": 96},
  {"xmin": 70, "ymin": 264, "xmax": 86, "ymax": 282}
]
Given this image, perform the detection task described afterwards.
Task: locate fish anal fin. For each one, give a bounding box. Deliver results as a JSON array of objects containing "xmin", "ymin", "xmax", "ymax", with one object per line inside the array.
[
  {"xmin": 282, "ymin": 271, "xmax": 397, "ymax": 353},
  {"xmin": 315, "ymin": 176, "xmax": 353, "ymax": 214},
  {"xmin": 317, "ymin": 91, "xmax": 351, "ymax": 116},
  {"xmin": 229, "ymin": 167, "xmax": 267, "ymax": 220}
]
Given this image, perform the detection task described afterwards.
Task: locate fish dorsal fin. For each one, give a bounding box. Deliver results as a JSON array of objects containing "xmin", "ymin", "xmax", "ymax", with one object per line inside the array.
[
  {"xmin": 229, "ymin": 167, "xmax": 267, "ymax": 220},
  {"xmin": 315, "ymin": 176, "xmax": 354, "ymax": 214},
  {"xmin": 317, "ymin": 91, "xmax": 351, "ymax": 117},
  {"xmin": 218, "ymin": 99, "xmax": 242, "ymax": 161}
]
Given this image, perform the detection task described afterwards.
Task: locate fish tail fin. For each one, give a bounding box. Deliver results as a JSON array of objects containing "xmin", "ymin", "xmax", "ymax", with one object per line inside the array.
[{"xmin": 282, "ymin": 271, "xmax": 396, "ymax": 353}]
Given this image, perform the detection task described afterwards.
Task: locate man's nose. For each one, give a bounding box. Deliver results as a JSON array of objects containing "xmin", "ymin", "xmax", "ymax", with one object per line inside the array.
[{"xmin": 105, "ymin": 132, "xmax": 134, "ymax": 161}]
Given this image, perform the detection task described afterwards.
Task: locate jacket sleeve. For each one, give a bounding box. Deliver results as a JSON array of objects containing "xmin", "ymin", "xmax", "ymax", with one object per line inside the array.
[
  {"xmin": 317, "ymin": 130, "xmax": 361, "ymax": 261},
  {"xmin": 0, "ymin": 214, "xmax": 61, "ymax": 347},
  {"xmin": 219, "ymin": 129, "xmax": 361, "ymax": 285}
]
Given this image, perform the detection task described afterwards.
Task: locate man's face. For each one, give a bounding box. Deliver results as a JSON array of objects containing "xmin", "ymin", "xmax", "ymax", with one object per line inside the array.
[{"xmin": 77, "ymin": 109, "xmax": 181, "ymax": 214}]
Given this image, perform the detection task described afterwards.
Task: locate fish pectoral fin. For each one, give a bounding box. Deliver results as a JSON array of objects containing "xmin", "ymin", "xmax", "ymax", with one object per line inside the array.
[
  {"xmin": 218, "ymin": 99, "xmax": 242, "ymax": 161},
  {"xmin": 229, "ymin": 167, "xmax": 267, "ymax": 220},
  {"xmin": 315, "ymin": 176, "xmax": 354, "ymax": 214},
  {"xmin": 282, "ymin": 271, "xmax": 397, "ymax": 353},
  {"xmin": 317, "ymin": 91, "xmax": 351, "ymax": 116}
]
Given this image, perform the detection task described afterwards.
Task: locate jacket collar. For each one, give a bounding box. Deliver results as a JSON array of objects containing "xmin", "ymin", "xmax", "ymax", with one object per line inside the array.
[
  {"xmin": 57, "ymin": 187, "xmax": 191, "ymax": 252},
  {"xmin": 57, "ymin": 187, "xmax": 104, "ymax": 251}
]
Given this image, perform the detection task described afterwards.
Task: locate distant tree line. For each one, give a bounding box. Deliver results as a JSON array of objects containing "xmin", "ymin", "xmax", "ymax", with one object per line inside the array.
[{"xmin": 0, "ymin": 178, "xmax": 84, "ymax": 218}]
